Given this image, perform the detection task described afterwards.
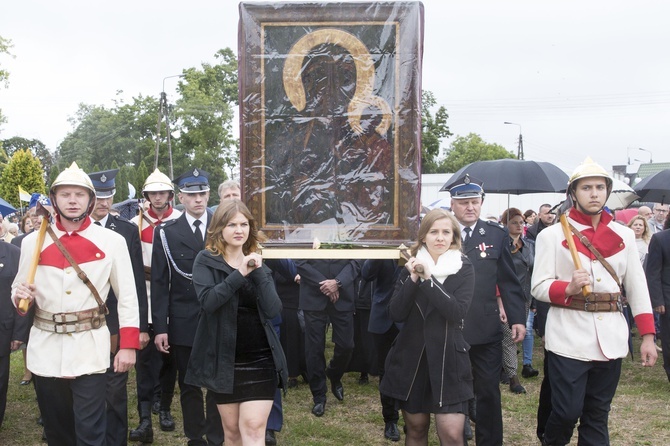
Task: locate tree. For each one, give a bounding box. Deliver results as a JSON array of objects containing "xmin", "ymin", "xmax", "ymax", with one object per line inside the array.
[
  {"xmin": 173, "ymin": 48, "xmax": 239, "ymax": 191},
  {"xmin": 441, "ymin": 133, "xmax": 515, "ymax": 173},
  {"xmin": 0, "ymin": 149, "xmax": 46, "ymax": 208},
  {"xmin": 2, "ymin": 137, "xmax": 55, "ymax": 181},
  {"xmin": 0, "ymin": 35, "xmax": 13, "ymax": 127},
  {"xmin": 57, "ymin": 94, "xmax": 159, "ymax": 172},
  {"xmin": 421, "ymin": 90, "xmax": 452, "ymax": 173}
]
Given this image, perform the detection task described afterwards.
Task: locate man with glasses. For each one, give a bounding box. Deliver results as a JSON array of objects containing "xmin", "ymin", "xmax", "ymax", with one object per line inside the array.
[{"xmin": 649, "ymin": 204, "xmax": 669, "ymax": 234}]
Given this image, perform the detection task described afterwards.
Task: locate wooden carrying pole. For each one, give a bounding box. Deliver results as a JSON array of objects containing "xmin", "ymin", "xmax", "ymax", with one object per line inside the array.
[
  {"xmin": 18, "ymin": 204, "xmax": 50, "ymax": 314},
  {"xmin": 559, "ymin": 214, "xmax": 591, "ymax": 296}
]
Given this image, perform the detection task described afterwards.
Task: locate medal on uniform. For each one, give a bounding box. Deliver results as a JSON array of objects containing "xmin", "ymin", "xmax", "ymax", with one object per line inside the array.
[{"xmin": 478, "ymin": 242, "xmax": 493, "ymax": 258}]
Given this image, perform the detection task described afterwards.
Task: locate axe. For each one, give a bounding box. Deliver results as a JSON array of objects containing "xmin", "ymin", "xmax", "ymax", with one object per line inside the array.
[
  {"xmin": 18, "ymin": 202, "xmax": 51, "ymax": 314},
  {"xmin": 555, "ymin": 197, "xmax": 591, "ymax": 296}
]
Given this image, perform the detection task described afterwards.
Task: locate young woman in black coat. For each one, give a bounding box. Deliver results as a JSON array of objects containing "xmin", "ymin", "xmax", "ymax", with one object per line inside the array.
[
  {"xmin": 380, "ymin": 209, "xmax": 475, "ymax": 445},
  {"xmin": 186, "ymin": 200, "xmax": 287, "ymax": 446}
]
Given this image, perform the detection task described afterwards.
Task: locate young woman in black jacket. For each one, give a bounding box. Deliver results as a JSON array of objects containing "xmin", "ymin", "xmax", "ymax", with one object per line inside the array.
[
  {"xmin": 186, "ymin": 199, "xmax": 287, "ymax": 446},
  {"xmin": 380, "ymin": 209, "xmax": 475, "ymax": 445}
]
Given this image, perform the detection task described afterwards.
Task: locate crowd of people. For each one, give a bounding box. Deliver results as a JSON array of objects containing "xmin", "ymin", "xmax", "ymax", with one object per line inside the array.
[{"xmin": 0, "ymin": 156, "xmax": 666, "ymax": 446}]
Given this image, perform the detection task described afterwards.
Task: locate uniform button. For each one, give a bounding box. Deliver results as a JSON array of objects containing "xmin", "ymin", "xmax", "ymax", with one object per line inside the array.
[
  {"xmin": 66, "ymin": 269, "xmax": 71, "ymax": 274},
  {"xmin": 592, "ymin": 259, "xmax": 597, "ymax": 264},
  {"xmin": 596, "ymin": 278, "xmax": 601, "ymax": 282},
  {"xmin": 66, "ymin": 290, "xmax": 71, "ymax": 295},
  {"xmin": 96, "ymin": 253, "xmax": 101, "ymax": 258},
  {"xmin": 598, "ymin": 316, "xmax": 603, "ymax": 320}
]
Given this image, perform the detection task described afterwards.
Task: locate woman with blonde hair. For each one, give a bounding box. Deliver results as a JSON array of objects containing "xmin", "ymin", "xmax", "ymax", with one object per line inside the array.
[
  {"xmin": 628, "ymin": 215, "xmax": 651, "ymax": 264},
  {"xmin": 380, "ymin": 208, "xmax": 474, "ymax": 445},
  {"xmin": 186, "ymin": 199, "xmax": 287, "ymax": 446}
]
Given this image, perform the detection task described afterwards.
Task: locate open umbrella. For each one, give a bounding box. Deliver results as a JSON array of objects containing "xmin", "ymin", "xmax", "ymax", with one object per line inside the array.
[
  {"xmin": 440, "ymin": 159, "xmax": 568, "ymax": 195},
  {"xmin": 633, "ymin": 169, "xmax": 670, "ymax": 204},
  {"xmin": 607, "ymin": 178, "xmax": 639, "ymax": 210},
  {"xmin": 112, "ymin": 198, "xmax": 140, "ymax": 220},
  {"xmin": 0, "ymin": 197, "xmax": 17, "ymax": 216}
]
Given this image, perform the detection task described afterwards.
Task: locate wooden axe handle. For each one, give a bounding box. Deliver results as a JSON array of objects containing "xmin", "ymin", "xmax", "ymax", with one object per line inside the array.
[
  {"xmin": 18, "ymin": 219, "xmax": 49, "ymax": 314},
  {"xmin": 399, "ymin": 249, "xmax": 424, "ymax": 274},
  {"xmin": 559, "ymin": 214, "xmax": 591, "ymax": 296}
]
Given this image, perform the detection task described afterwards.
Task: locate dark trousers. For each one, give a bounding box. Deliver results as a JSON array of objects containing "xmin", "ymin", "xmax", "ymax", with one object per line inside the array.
[
  {"xmin": 134, "ymin": 325, "xmax": 161, "ymax": 414},
  {"xmin": 304, "ymin": 307, "xmax": 354, "ymax": 404},
  {"xmin": 173, "ymin": 344, "xmax": 224, "ymax": 446},
  {"xmin": 0, "ymin": 354, "xmax": 8, "ymax": 428},
  {"xmin": 544, "ymin": 352, "xmax": 622, "ymax": 446},
  {"xmin": 35, "ymin": 373, "xmax": 107, "ymax": 446},
  {"xmin": 158, "ymin": 348, "xmax": 178, "ymax": 410},
  {"xmin": 536, "ymin": 347, "xmax": 552, "ymax": 441},
  {"xmin": 105, "ymin": 355, "xmax": 129, "ymax": 446},
  {"xmin": 372, "ymin": 325, "xmax": 399, "ymax": 423},
  {"xmin": 280, "ymin": 307, "xmax": 306, "ymax": 378},
  {"xmin": 659, "ymin": 311, "xmax": 670, "ymax": 381},
  {"xmin": 469, "ymin": 340, "xmax": 503, "ymax": 446}
]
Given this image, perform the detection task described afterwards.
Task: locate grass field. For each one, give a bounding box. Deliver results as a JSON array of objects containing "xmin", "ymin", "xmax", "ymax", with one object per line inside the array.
[{"xmin": 1, "ymin": 333, "xmax": 668, "ymax": 445}]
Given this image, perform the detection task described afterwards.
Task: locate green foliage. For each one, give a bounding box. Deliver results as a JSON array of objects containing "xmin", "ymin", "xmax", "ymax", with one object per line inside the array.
[
  {"xmin": 0, "ymin": 35, "xmax": 14, "ymax": 126},
  {"xmin": 135, "ymin": 160, "xmax": 149, "ymax": 195},
  {"xmin": 173, "ymin": 48, "xmax": 238, "ymax": 190},
  {"xmin": 0, "ymin": 149, "xmax": 46, "ymax": 208},
  {"xmin": 421, "ymin": 90, "xmax": 452, "ymax": 173},
  {"xmin": 1, "ymin": 136, "xmax": 55, "ymax": 181},
  {"xmin": 442, "ymin": 133, "xmax": 516, "ymax": 172},
  {"xmin": 58, "ymin": 94, "xmax": 159, "ymax": 172}
]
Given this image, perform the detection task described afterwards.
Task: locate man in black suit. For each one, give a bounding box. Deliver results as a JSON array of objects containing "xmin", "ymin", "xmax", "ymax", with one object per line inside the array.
[
  {"xmin": 448, "ymin": 174, "xmax": 526, "ymax": 446},
  {"xmin": 297, "ymin": 259, "xmax": 360, "ymax": 417},
  {"xmin": 0, "ymin": 241, "xmax": 25, "ymax": 428},
  {"xmin": 152, "ymin": 168, "xmax": 223, "ymax": 446},
  {"xmin": 525, "ymin": 204, "xmax": 554, "ymax": 242},
  {"xmin": 88, "ymin": 169, "xmax": 149, "ymax": 446},
  {"xmin": 646, "ymin": 212, "xmax": 670, "ymax": 382}
]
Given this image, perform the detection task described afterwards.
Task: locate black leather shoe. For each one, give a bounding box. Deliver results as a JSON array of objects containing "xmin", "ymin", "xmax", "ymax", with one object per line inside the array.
[
  {"xmin": 311, "ymin": 402, "xmax": 325, "ymax": 417},
  {"xmin": 129, "ymin": 418, "xmax": 154, "ymax": 443},
  {"xmin": 265, "ymin": 429, "xmax": 277, "ymax": 445},
  {"xmin": 384, "ymin": 422, "xmax": 400, "ymax": 442},
  {"xmin": 159, "ymin": 410, "xmax": 176, "ymax": 431},
  {"xmin": 522, "ymin": 364, "xmax": 539, "ymax": 378},
  {"xmin": 332, "ymin": 381, "xmax": 344, "ymax": 401},
  {"xmin": 509, "ymin": 375, "xmax": 527, "ymax": 394}
]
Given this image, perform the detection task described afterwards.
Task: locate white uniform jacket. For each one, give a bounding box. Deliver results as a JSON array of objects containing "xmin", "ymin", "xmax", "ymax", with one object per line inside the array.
[
  {"xmin": 12, "ymin": 217, "xmax": 140, "ymax": 377},
  {"xmin": 531, "ymin": 209, "xmax": 654, "ymax": 362},
  {"xmin": 130, "ymin": 206, "xmax": 181, "ymax": 323}
]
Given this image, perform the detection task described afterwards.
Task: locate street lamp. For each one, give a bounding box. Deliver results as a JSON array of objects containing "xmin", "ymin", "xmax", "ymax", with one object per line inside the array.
[
  {"xmin": 504, "ymin": 122, "xmax": 524, "ymax": 160},
  {"xmin": 627, "ymin": 147, "xmax": 653, "ymax": 165}
]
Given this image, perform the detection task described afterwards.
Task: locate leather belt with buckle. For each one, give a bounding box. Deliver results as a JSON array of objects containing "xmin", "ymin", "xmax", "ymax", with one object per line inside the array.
[
  {"xmin": 554, "ymin": 293, "xmax": 623, "ymax": 313},
  {"xmin": 34, "ymin": 307, "xmax": 107, "ymax": 333}
]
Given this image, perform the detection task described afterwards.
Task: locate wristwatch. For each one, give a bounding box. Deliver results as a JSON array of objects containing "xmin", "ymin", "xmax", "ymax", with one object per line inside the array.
[{"xmin": 335, "ymin": 279, "xmax": 342, "ymax": 288}]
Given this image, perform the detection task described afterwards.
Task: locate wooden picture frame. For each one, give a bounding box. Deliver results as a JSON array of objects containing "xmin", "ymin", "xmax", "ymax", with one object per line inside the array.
[{"xmin": 239, "ymin": 2, "xmax": 423, "ymax": 246}]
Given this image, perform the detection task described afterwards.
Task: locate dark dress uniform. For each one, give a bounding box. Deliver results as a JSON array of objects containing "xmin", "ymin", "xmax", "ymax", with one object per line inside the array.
[
  {"xmin": 0, "ymin": 242, "xmax": 24, "ymax": 428},
  {"xmin": 461, "ymin": 218, "xmax": 526, "ymax": 445},
  {"xmin": 100, "ymin": 214, "xmax": 148, "ymax": 446},
  {"xmin": 151, "ymin": 211, "xmax": 223, "ymax": 446},
  {"xmin": 297, "ymin": 259, "xmax": 360, "ymax": 414}
]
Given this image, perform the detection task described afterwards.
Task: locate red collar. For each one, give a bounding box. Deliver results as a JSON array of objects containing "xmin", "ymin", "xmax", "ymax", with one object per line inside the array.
[
  {"xmin": 148, "ymin": 206, "xmax": 174, "ymax": 222},
  {"xmin": 563, "ymin": 208, "xmax": 624, "ymax": 259}
]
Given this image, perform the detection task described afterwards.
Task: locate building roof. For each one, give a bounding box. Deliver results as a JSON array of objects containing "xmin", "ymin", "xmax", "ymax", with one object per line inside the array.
[{"xmin": 637, "ymin": 162, "xmax": 670, "ymax": 179}]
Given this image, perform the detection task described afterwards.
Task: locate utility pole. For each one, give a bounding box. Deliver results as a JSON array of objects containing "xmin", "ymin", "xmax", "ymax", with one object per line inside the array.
[
  {"xmin": 504, "ymin": 122, "xmax": 524, "ymax": 160},
  {"xmin": 154, "ymin": 75, "xmax": 183, "ymax": 180}
]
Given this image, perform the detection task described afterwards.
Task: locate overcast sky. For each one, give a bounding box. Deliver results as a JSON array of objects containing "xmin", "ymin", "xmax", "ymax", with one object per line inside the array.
[{"xmin": 2, "ymin": 0, "xmax": 669, "ymax": 175}]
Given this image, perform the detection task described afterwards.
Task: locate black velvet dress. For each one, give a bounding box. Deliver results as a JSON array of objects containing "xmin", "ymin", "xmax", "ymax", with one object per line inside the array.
[{"xmin": 212, "ymin": 280, "xmax": 277, "ymax": 404}]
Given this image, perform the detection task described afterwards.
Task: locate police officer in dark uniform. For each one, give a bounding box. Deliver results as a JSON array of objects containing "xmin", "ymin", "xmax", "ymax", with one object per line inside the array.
[
  {"xmin": 151, "ymin": 168, "xmax": 223, "ymax": 446},
  {"xmin": 88, "ymin": 168, "xmax": 149, "ymax": 446},
  {"xmin": 448, "ymin": 174, "xmax": 526, "ymax": 446}
]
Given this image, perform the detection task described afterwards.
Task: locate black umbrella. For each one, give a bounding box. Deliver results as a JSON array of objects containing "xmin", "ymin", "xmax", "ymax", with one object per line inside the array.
[
  {"xmin": 440, "ymin": 159, "xmax": 568, "ymax": 195},
  {"xmin": 633, "ymin": 169, "xmax": 670, "ymax": 204},
  {"xmin": 112, "ymin": 198, "xmax": 140, "ymax": 220}
]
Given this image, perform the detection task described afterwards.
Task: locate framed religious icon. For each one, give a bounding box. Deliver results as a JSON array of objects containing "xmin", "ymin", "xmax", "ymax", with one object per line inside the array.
[{"xmin": 239, "ymin": 1, "xmax": 424, "ymax": 246}]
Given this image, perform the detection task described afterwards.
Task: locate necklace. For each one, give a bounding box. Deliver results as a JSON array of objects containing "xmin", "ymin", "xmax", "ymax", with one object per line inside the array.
[{"xmin": 224, "ymin": 252, "xmax": 244, "ymax": 268}]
